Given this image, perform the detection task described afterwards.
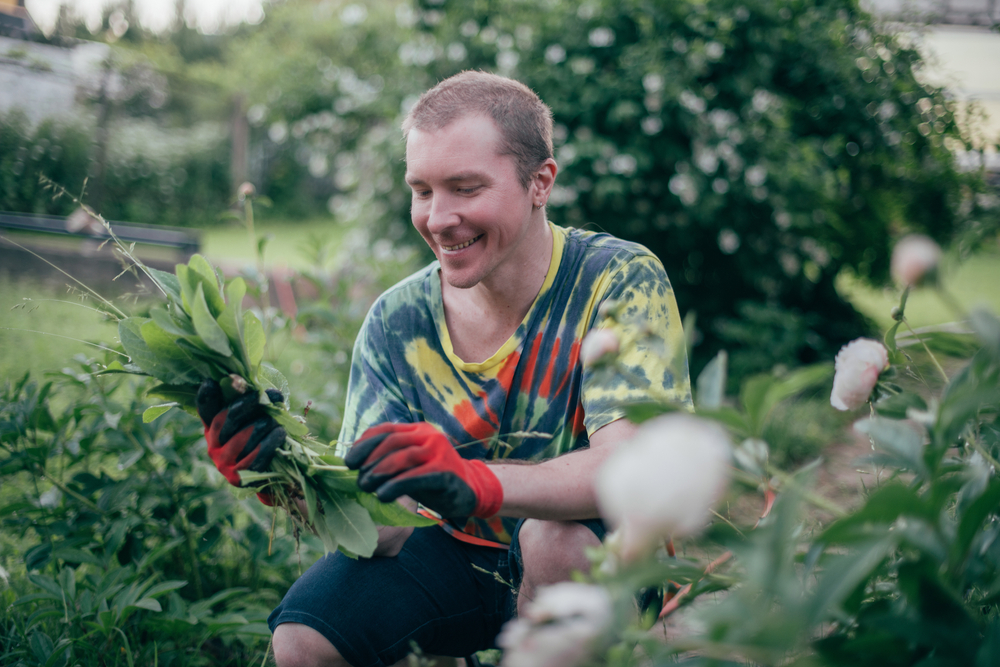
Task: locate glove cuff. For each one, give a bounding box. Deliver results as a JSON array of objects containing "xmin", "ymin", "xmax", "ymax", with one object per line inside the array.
[{"xmin": 467, "ymin": 459, "xmax": 504, "ymax": 518}]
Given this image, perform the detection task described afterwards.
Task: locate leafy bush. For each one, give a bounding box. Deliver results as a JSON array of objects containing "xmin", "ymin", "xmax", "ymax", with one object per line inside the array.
[
  {"xmin": 0, "ymin": 111, "xmax": 231, "ymax": 227},
  {"xmin": 418, "ymin": 0, "xmax": 998, "ymax": 381},
  {"xmin": 0, "ymin": 362, "xmax": 310, "ymax": 666}
]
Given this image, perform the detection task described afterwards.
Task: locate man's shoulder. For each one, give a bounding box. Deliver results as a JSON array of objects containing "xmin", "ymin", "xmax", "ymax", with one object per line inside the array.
[{"xmin": 558, "ymin": 225, "xmax": 658, "ymax": 262}]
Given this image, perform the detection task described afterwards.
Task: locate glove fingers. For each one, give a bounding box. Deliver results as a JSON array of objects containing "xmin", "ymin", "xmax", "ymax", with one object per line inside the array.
[
  {"xmin": 246, "ymin": 426, "xmax": 286, "ymax": 473},
  {"xmin": 196, "ymin": 379, "xmax": 224, "ymax": 426},
  {"xmin": 377, "ymin": 472, "xmax": 477, "ymax": 518},
  {"xmin": 364, "ymin": 445, "xmax": 434, "ymax": 479},
  {"xmin": 344, "ymin": 432, "xmax": 391, "ymax": 469},
  {"xmin": 220, "ymin": 393, "xmax": 267, "ymax": 444},
  {"xmin": 264, "ymin": 388, "xmax": 284, "ymax": 405}
]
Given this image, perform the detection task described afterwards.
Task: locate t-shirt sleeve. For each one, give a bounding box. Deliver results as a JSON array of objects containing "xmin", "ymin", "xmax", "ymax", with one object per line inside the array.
[
  {"xmin": 336, "ymin": 299, "xmax": 413, "ymax": 455},
  {"xmin": 581, "ymin": 253, "xmax": 693, "ymax": 435}
]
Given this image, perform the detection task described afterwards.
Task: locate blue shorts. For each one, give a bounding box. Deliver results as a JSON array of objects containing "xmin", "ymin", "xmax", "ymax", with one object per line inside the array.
[{"xmin": 267, "ymin": 519, "xmax": 604, "ymax": 667}]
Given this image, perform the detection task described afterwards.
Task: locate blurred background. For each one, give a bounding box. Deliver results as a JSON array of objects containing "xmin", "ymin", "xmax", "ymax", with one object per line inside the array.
[{"xmin": 0, "ymin": 2, "xmax": 998, "ymax": 664}]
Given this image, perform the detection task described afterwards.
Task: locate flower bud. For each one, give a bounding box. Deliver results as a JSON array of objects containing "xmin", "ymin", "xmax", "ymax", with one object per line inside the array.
[
  {"xmin": 580, "ymin": 329, "xmax": 620, "ymax": 367},
  {"xmin": 830, "ymin": 338, "xmax": 889, "ymax": 411},
  {"xmin": 596, "ymin": 414, "xmax": 732, "ymax": 561},
  {"xmin": 237, "ymin": 182, "xmax": 256, "ymax": 200},
  {"xmin": 498, "ymin": 583, "xmax": 613, "ymax": 667},
  {"xmin": 891, "ymin": 234, "xmax": 941, "ymax": 287}
]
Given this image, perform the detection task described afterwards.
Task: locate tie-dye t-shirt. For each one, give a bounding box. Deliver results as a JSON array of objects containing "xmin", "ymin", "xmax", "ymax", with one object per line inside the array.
[{"xmin": 338, "ymin": 223, "xmax": 692, "ymax": 545}]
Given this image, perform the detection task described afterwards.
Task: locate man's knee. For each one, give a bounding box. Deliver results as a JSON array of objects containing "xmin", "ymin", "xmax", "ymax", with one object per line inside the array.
[
  {"xmin": 517, "ymin": 520, "xmax": 602, "ymax": 594},
  {"xmin": 273, "ymin": 623, "xmax": 346, "ymax": 667}
]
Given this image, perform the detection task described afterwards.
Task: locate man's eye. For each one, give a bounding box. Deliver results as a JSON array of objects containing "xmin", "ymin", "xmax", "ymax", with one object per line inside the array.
[{"xmin": 457, "ymin": 186, "xmax": 480, "ymax": 194}]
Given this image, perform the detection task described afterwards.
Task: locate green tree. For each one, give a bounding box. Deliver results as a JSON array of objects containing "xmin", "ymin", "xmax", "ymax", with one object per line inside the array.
[{"xmin": 419, "ymin": 0, "xmax": 997, "ymax": 379}]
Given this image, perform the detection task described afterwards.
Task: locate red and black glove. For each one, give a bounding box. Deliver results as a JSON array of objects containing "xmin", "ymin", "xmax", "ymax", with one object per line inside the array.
[
  {"xmin": 196, "ymin": 379, "xmax": 286, "ymax": 502},
  {"xmin": 345, "ymin": 422, "xmax": 503, "ymax": 519}
]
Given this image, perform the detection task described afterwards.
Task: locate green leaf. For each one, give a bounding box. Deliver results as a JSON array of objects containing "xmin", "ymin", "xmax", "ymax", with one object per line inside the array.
[
  {"xmin": 806, "ymin": 536, "xmax": 896, "ymax": 626},
  {"xmin": 854, "ymin": 417, "xmax": 928, "ymax": 477},
  {"xmin": 622, "ymin": 401, "xmax": 680, "ymax": 424},
  {"xmin": 118, "ymin": 318, "xmax": 162, "ymax": 379},
  {"xmin": 148, "ymin": 267, "xmax": 183, "ymax": 304},
  {"xmin": 322, "ymin": 495, "xmax": 379, "ymax": 558},
  {"xmin": 884, "ymin": 320, "xmax": 902, "ymax": 354},
  {"xmin": 150, "ymin": 306, "xmax": 193, "ymax": 337},
  {"xmin": 271, "ymin": 409, "xmax": 308, "ymax": 438},
  {"xmin": 218, "ymin": 277, "xmax": 248, "ymax": 373},
  {"xmin": 244, "ymin": 311, "xmax": 265, "ymax": 371},
  {"xmin": 819, "ymin": 483, "xmax": 934, "ymax": 544},
  {"xmin": 175, "ymin": 263, "xmax": 194, "ymax": 311},
  {"xmin": 951, "ymin": 480, "xmax": 1000, "ymax": 572},
  {"xmin": 187, "ymin": 254, "xmax": 225, "ymax": 314},
  {"xmin": 259, "ymin": 364, "xmax": 290, "ymax": 399},
  {"xmin": 696, "ymin": 350, "xmax": 727, "ymax": 410},
  {"xmin": 143, "ymin": 580, "xmax": 188, "ymax": 598},
  {"xmin": 143, "ymin": 404, "xmax": 177, "ymax": 423},
  {"xmin": 190, "ymin": 283, "xmax": 232, "ymax": 357},
  {"xmin": 129, "ymin": 597, "xmax": 162, "ymax": 613},
  {"xmin": 356, "ymin": 493, "xmax": 438, "ymax": 527},
  {"xmin": 29, "ymin": 631, "xmax": 54, "ymax": 664},
  {"xmin": 873, "ymin": 391, "xmax": 927, "ymax": 419},
  {"xmin": 140, "ymin": 320, "xmax": 211, "ymax": 384},
  {"xmin": 970, "ymin": 308, "xmax": 1000, "ymax": 361},
  {"xmin": 145, "ymin": 384, "xmax": 198, "ymax": 411}
]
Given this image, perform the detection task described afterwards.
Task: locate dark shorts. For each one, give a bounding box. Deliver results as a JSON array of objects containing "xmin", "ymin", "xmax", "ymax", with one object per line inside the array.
[{"xmin": 267, "ymin": 519, "xmax": 605, "ymax": 667}]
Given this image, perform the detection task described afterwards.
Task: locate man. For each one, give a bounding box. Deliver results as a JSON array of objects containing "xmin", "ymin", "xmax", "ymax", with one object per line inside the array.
[{"xmin": 201, "ymin": 71, "xmax": 691, "ymax": 667}]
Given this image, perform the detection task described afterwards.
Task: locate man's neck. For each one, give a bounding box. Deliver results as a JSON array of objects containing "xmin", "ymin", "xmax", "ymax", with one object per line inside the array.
[{"xmin": 441, "ymin": 218, "xmax": 554, "ymax": 363}]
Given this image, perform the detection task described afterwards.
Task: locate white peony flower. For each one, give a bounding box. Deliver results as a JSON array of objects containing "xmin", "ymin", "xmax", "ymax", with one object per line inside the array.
[
  {"xmin": 498, "ymin": 583, "xmax": 613, "ymax": 667},
  {"xmin": 580, "ymin": 329, "xmax": 620, "ymax": 367},
  {"xmin": 890, "ymin": 234, "xmax": 941, "ymax": 287},
  {"xmin": 830, "ymin": 338, "xmax": 890, "ymax": 411},
  {"xmin": 596, "ymin": 414, "xmax": 732, "ymax": 561}
]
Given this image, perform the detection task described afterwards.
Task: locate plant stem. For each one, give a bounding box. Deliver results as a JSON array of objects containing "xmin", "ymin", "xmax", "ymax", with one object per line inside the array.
[
  {"xmin": 902, "ymin": 317, "xmax": 950, "ymax": 384},
  {"xmin": 40, "ymin": 473, "xmax": 104, "ymax": 514},
  {"xmin": 178, "ymin": 507, "xmax": 205, "ymax": 599},
  {"xmin": 969, "ymin": 437, "xmax": 1000, "ymax": 471}
]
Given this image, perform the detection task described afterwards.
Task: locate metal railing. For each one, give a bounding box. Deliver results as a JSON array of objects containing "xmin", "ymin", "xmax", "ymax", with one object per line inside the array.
[{"xmin": 0, "ymin": 211, "xmax": 200, "ymax": 255}]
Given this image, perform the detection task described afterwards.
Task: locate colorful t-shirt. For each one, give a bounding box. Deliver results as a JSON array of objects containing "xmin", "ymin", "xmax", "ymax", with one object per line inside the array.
[{"xmin": 338, "ymin": 223, "xmax": 692, "ymax": 545}]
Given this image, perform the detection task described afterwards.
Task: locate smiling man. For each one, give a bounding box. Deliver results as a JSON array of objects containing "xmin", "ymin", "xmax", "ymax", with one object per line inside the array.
[{"xmin": 259, "ymin": 71, "xmax": 692, "ymax": 667}]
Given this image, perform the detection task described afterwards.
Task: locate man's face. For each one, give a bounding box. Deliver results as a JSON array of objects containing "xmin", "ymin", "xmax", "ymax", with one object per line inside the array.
[{"xmin": 405, "ymin": 114, "xmax": 539, "ymax": 291}]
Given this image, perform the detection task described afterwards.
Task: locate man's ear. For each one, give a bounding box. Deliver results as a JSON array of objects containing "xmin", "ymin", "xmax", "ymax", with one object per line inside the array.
[{"xmin": 531, "ymin": 158, "xmax": 558, "ymax": 208}]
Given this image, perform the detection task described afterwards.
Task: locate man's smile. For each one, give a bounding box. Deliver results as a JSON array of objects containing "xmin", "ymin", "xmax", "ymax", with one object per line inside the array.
[{"xmin": 441, "ymin": 234, "xmax": 484, "ymax": 251}]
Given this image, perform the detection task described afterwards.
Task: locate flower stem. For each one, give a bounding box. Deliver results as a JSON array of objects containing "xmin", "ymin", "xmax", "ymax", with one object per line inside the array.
[{"xmin": 902, "ymin": 317, "xmax": 949, "ymax": 384}]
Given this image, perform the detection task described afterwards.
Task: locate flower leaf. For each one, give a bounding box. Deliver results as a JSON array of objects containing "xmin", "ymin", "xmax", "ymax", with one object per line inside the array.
[
  {"xmin": 142, "ymin": 404, "xmax": 177, "ymax": 423},
  {"xmin": 190, "ymin": 282, "xmax": 232, "ymax": 357},
  {"xmin": 321, "ymin": 494, "xmax": 378, "ymax": 558},
  {"xmin": 243, "ymin": 311, "xmax": 265, "ymax": 373}
]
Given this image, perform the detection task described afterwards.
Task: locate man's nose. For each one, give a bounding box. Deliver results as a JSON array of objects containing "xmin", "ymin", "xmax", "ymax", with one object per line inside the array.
[{"xmin": 425, "ymin": 193, "xmax": 460, "ymax": 233}]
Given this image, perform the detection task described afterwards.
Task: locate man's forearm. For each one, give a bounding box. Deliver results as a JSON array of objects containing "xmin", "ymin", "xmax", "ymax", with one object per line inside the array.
[{"xmin": 489, "ymin": 417, "xmax": 639, "ymax": 520}]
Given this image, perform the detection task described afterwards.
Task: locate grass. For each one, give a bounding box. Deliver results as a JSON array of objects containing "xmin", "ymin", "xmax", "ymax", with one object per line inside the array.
[
  {"xmin": 199, "ymin": 214, "xmax": 352, "ymax": 267},
  {"xmin": 0, "ymin": 274, "xmax": 121, "ymax": 384}
]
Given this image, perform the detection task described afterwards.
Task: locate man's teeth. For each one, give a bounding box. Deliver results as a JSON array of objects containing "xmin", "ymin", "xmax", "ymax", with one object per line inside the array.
[{"xmin": 443, "ymin": 235, "xmax": 482, "ymax": 251}]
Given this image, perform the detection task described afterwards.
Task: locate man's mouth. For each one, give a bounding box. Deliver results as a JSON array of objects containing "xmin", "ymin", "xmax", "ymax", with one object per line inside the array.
[{"xmin": 441, "ymin": 235, "xmax": 483, "ymax": 251}]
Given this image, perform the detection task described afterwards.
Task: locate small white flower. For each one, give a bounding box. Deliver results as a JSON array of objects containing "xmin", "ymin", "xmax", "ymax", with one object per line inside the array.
[
  {"xmin": 597, "ymin": 414, "xmax": 732, "ymax": 561},
  {"xmin": 830, "ymin": 338, "xmax": 890, "ymax": 411},
  {"xmin": 580, "ymin": 329, "xmax": 620, "ymax": 367},
  {"xmin": 499, "ymin": 583, "xmax": 613, "ymax": 667},
  {"xmin": 891, "ymin": 234, "xmax": 942, "ymax": 287}
]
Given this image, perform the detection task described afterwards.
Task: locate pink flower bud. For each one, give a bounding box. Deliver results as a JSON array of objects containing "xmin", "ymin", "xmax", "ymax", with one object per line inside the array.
[
  {"xmin": 890, "ymin": 234, "xmax": 941, "ymax": 287},
  {"xmin": 580, "ymin": 329, "xmax": 620, "ymax": 367},
  {"xmin": 237, "ymin": 182, "xmax": 256, "ymax": 200},
  {"xmin": 830, "ymin": 338, "xmax": 889, "ymax": 411}
]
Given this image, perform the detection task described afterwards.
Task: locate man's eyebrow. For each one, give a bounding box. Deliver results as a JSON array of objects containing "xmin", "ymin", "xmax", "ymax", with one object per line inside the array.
[{"xmin": 405, "ymin": 172, "xmax": 489, "ymax": 186}]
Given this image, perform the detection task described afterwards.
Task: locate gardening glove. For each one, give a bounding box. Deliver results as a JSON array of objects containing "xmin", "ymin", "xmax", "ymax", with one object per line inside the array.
[
  {"xmin": 196, "ymin": 379, "xmax": 286, "ymax": 502},
  {"xmin": 345, "ymin": 422, "xmax": 503, "ymax": 519}
]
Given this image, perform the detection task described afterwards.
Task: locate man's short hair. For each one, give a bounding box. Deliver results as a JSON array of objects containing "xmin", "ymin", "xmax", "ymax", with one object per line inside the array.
[{"xmin": 402, "ymin": 71, "xmax": 554, "ymax": 188}]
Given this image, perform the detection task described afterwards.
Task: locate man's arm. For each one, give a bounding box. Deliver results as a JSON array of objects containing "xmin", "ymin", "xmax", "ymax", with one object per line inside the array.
[{"xmin": 489, "ymin": 418, "xmax": 639, "ymax": 520}]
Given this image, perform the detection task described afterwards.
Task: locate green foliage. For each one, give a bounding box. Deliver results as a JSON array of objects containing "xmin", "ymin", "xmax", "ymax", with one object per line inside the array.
[
  {"xmin": 0, "ymin": 110, "xmax": 230, "ymax": 227},
  {"xmin": 589, "ymin": 298, "xmax": 1000, "ymax": 665},
  {"xmin": 0, "ymin": 362, "xmax": 292, "ymax": 666},
  {"xmin": 420, "ymin": 0, "xmax": 998, "ymax": 380}
]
